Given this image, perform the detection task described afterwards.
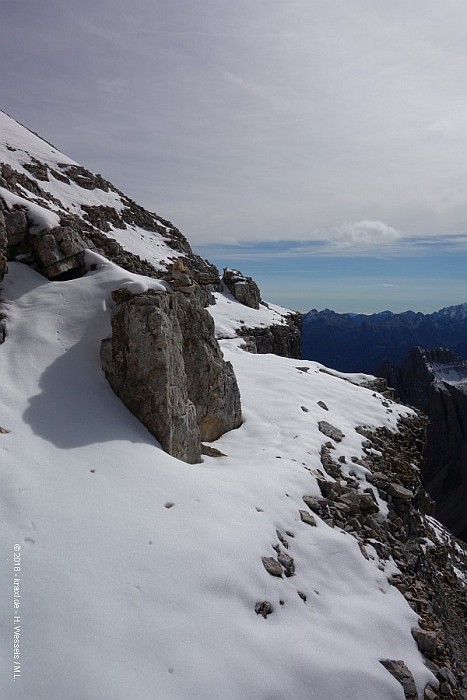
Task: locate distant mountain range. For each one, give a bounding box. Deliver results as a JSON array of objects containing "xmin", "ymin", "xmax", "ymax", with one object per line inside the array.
[{"xmin": 302, "ymin": 304, "xmax": 467, "ymax": 373}]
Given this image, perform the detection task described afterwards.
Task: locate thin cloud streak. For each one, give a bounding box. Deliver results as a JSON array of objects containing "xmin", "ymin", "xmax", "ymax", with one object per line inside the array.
[{"xmin": 197, "ymin": 233, "xmax": 467, "ymax": 261}]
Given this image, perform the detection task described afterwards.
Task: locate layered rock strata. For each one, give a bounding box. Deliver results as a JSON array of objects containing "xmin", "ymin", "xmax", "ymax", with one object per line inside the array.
[{"xmin": 238, "ymin": 311, "xmax": 302, "ymax": 358}]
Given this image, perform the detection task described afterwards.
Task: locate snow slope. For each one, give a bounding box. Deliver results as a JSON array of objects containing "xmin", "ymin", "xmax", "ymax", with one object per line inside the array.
[{"xmin": 0, "ymin": 257, "xmax": 435, "ymax": 699}]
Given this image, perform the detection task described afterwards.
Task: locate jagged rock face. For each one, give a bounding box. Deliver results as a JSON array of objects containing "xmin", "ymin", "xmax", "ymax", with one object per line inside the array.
[
  {"xmin": 267, "ymin": 411, "xmax": 467, "ymax": 693},
  {"xmin": 101, "ymin": 289, "xmax": 242, "ymax": 463},
  {"xmin": 238, "ymin": 312, "xmax": 302, "ymax": 358},
  {"xmin": 222, "ymin": 268, "xmax": 261, "ymax": 309},
  {"xmin": 380, "ymin": 347, "xmax": 467, "ymax": 542}
]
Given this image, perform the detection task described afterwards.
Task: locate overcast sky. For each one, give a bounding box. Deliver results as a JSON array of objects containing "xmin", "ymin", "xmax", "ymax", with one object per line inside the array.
[{"xmin": 1, "ymin": 1, "xmax": 467, "ymax": 311}]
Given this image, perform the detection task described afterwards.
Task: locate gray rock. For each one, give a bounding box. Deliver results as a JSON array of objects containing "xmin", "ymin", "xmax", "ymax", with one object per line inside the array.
[
  {"xmin": 101, "ymin": 289, "xmax": 242, "ymax": 464},
  {"xmin": 237, "ymin": 313, "xmax": 302, "ymax": 358},
  {"xmin": 388, "ymin": 482, "xmax": 414, "ymax": 501},
  {"xmin": 255, "ymin": 601, "xmax": 274, "ymax": 618},
  {"xmin": 32, "ymin": 226, "xmax": 89, "ymax": 279},
  {"xmin": 223, "ymin": 268, "xmax": 261, "ymax": 309},
  {"xmin": 261, "ymin": 556, "xmax": 283, "ymax": 577},
  {"xmin": 239, "ymin": 336, "xmax": 258, "ymax": 353},
  {"xmin": 277, "ymin": 550, "xmax": 295, "ymax": 577},
  {"xmin": 299, "ymin": 509, "xmax": 317, "ymax": 526},
  {"xmin": 437, "ymin": 667, "xmax": 458, "ymax": 688},
  {"xmin": 201, "ymin": 444, "xmax": 226, "ymax": 458},
  {"xmin": 318, "ymin": 421, "xmax": 344, "ymax": 442},
  {"xmin": 359, "ymin": 491, "xmax": 379, "ymax": 514},
  {"xmin": 412, "ymin": 628, "xmax": 438, "ymax": 658},
  {"xmin": 4, "ymin": 209, "xmax": 28, "ymax": 246},
  {"xmin": 380, "ymin": 659, "xmax": 417, "ymax": 699},
  {"xmin": 302, "ymin": 496, "xmax": 322, "ymax": 513}
]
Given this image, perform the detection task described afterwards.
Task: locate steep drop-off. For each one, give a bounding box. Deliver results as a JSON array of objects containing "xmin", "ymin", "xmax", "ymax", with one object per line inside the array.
[{"xmin": 381, "ymin": 347, "xmax": 467, "ymax": 543}]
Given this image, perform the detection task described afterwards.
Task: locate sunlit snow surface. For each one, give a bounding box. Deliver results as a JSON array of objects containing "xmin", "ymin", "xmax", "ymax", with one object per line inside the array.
[{"xmin": 0, "ymin": 259, "xmax": 436, "ymax": 699}]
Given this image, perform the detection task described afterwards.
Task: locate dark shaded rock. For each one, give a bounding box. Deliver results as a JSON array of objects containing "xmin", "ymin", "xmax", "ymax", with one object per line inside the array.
[
  {"xmin": 201, "ymin": 444, "xmax": 226, "ymax": 458},
  {"xmin": 23, "ymin": 157, "xmax": 49, "ymax": 181},
  {"xmin": 101, "ymin": 289, "xmax": 242, "ymax": 464},
  {"xmin": 239, "ymin": 336, "xmax": 258, "ymax": 353},
  {"xmin": 4, "ymin": 209, "xmax": 28, "ymax": 247},
  {"xmin": 379, "ymin": 659, "xmax": 417, "ymax": 699},
  {"xmin": 238, "ymin": 312, "xmax": 302, "ymax": 359},
  {"xmin": 302, "ymin": 496, "xmax": 322, "ymax": 513},
  {"xmin": 277, "ymin": 550, "xmax": 295, "ymax": 577},
  {"xmin": 437, "ymin": 667, "xmax": 458, "ymax": 688},
  {"xmin": 412, "ymin": 628, "xmax": 438, "ymax": 659},
  {"xmin": 58, "ymin": 164, "xmax": 110, "ymax": 191},
  {"xmin": 32, "ymin": 226, "xmax": 89, "ymax": 279},
  {"xmin": 423, "ymin": 686, "xmax": 437, "ymax": 700},
  {"xmin": 223, "ymin": 268, "xmax": 260, "ymax": 309},
  {"xmin": 276, "ymin": 530, "xmax": 289, "ymax": 549},
  {"xmin": 255, "ymin": 601, "xmax": 274, "ymax": 618},
  {"xmin": 388, "ymin": 482, "xmax": 414, "ymax": 501}
]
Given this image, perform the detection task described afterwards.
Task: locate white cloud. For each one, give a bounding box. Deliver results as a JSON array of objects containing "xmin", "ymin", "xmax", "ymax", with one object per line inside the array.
[{"xmin": 326, "ymin": 221, "xmax": 401, "ymax": 249}]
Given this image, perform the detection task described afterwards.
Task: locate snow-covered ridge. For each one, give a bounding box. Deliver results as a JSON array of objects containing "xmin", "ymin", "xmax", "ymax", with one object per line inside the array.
[
  {"xmin": 0, "ymin": 109, "xmax": 297, "ymax": 337},
  {"xmin": 0, "ymin": 109, "xmax": 186, "ymax": 270}
]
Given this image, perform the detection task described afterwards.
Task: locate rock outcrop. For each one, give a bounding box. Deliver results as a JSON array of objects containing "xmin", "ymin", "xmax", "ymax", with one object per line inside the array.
[
  {"xmin": 31, "ymin": 226, "xmax": 90, "ymax": 280},
  {"xmin": 238, "ymin": 311, "xmax": 302, "ymax": 358},
  {"xmin": 0, "ymin": 153, "xmax": 221, "ymax": 290},
  {"xmin": 101, "ymin": 288, "xmax": 242, "ymax": 463},
  {"xmin": 380, "ymin": 347, "xmax": 467, "ymax": 543},
  {"xmin": 222, "ymin": 268, "xmax": 261, "ymax": 309}
]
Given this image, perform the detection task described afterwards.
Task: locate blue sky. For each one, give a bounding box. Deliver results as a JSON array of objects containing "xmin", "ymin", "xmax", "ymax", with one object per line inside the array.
[
  {"xmin": 196, "ymin": 240, "xmax": 467, "ymax": 313},
  {"xmin": 1, "ymin": 1, "xmax": 466, "ymax": 313}
]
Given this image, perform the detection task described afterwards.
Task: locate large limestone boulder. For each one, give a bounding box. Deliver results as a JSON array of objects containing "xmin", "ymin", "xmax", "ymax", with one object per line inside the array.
[{"xmin": 101, "ymin": 289, "xmax": 242, "ymax": 463}]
